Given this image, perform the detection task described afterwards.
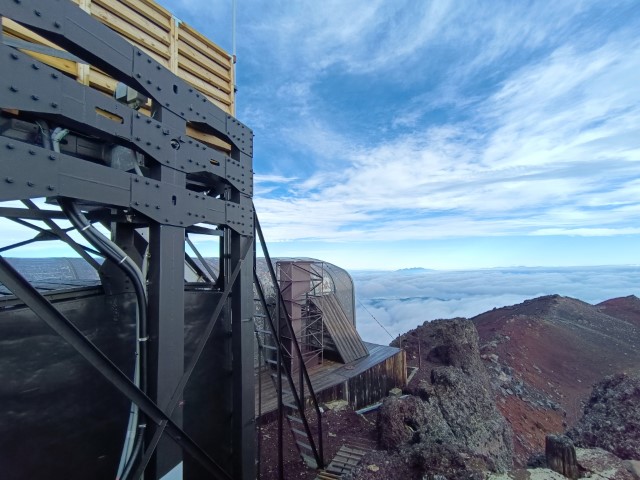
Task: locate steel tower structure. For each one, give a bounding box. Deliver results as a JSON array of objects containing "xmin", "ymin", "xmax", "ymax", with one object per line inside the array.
[{"xmin": 0, "ymin": 1, "xmax": 255, "ymax": 478}]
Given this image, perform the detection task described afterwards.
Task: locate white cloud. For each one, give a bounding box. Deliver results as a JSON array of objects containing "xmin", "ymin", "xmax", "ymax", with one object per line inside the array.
[
  {"xmin": 353, "ymin": 266, "xmax": 640, "ymax": 344},
  {"xmin": 253, "ymin": 19, "xmax": 640, "ymax": 243}
]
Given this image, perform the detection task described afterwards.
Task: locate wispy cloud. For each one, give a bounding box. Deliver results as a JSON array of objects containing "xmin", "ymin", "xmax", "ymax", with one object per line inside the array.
[{"xmin": 243, "ymin": 2, "xmax": 640, "ymax": 243}]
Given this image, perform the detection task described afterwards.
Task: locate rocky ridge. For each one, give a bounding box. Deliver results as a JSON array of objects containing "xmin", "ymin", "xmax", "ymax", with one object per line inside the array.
[
  {"xmin": 359, "ymin": 318, "xmax": 514, "ymax": 479},
  {"xmin": 472, "ymin": 295, "xmax": 640, "ymax": 465}
]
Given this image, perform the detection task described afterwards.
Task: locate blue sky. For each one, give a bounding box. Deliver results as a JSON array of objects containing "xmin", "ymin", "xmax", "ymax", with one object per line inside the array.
[
  {"xmin": 161, "ymin": 0, "xmax": 640, "ymax": 270},
  {"xmin": 2, "ymin": 1, "xmax": 640, "ymax": 271}
]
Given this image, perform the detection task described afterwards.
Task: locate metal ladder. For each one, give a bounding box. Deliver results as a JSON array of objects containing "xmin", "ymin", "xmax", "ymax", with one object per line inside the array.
[{"xmin": 254, "ymin": 214, "xmax": 324, "ymax": 478}]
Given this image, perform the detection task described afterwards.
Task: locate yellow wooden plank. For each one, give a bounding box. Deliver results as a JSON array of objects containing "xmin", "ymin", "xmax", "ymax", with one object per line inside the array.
[
  {"xmin": 178, "ymin": 25, "xmax": 232, "ymax": 71},
  {"xmin": 92, "ymin": 0, "xmax": 170, "ymax": 43},
  {"xmin": 177, "ymin": 55, "xmax": 232, "ymax": 94},
  {"xmin": 230, "ymin": 52, "xmax": 236, "ymax": 116},
  {"xmin": 177, "ymin": 38, "xmax": 231, "ymax": 82},
  {"xmin": 2, "ymin": 18, "xmax": 64, "ymax": 50},
  {"xmin": 90, "ymin": 3, "xmax": 170, "ymax": 59},
  {"xmin": 179, "ymin": 22, "xmax": 230, "ymax": 60},
  {"xmin": 20, "ymin": 49, "xmax": 79, "ymax": 76},
  {"xmin": 95, "ymin": 106, "xmax": 124, "ymax": 124},
  {"xmin": 186, "ymin": 124, "xmax": 231, "ymax": 152},
  {"xmin": 178, "ymin": 67, "xmax": 232, "ymax": 106},
  {"xmin": 88, "ymin": 68, "xmax": 118, "ymax": 94},
  {"xmin": 205, "ymin": 94, "xmax": 233, "ymax": 115},
  {"xmin": 169, "ymin": 16, "xmax": 179, "ymax": 74},
  {"xmin": 112, "ymin": 0, "xmax": 172, "ymax": 29},
  {"xmin": 138, "ymin": 0, "xmax": 173, "ymax": 20}
]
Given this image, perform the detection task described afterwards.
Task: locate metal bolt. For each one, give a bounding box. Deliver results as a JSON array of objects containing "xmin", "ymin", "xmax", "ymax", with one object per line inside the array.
[
  {"xmin": 9, "ymin": 86, "xmax": 18, "ymax": 92},
  {"xmin": 47, "ymin": 185, "xmax": 54, "ymax": 191},
  {"xmin": 54, "ymin": 21, "xmax": 61, "ymax": 28},
  {"xmin": 28, "ymin": 149, "xmax": 35, "ymax": 155},
  {"xmin": 6, "ymin": 143, "xmax": 14, "ymax": 150},
  {"xmin": 5, "ymin": 177, "xmax": 14, "ymax": 183},
  {"xmin": 34, "ymin": 9, "xmax": 41, "ymax": 16},
  {"xmin": 155, "ymin": 206, "xmax": 160, "ymax": 210},
  {"xmin": 51, "ymin": 73, "xmax": 59, "ymax": 79},
  {"xmin": 31, "ymin": 94, "xmax": 39, "ymax": 101},
  {"xmin": 10, "ymin": 53, "xmax": 18, "ymax": 60},
  {"xmin": 51, "ymin": 102, "xmax": 58, "ymax": 108},
  {"xmin": 155, "ymin": 184, "xmax": 159, "ymax": 188},
  {"xmin": 48, "ymin": 154, "xmax": 56, "ymax": 161},
  {"xmin": 27, "ymin": 181, "xmax": 34, "ymax": 187}
]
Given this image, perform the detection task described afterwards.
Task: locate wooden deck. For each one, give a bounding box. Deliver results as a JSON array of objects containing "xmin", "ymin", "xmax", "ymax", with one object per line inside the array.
[{"xmin": 255, "ymin": 342, "xmax": 406, "ymax": 416}]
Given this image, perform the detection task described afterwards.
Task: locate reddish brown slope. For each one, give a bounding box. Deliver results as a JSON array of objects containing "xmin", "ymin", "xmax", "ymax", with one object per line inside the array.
[
  {"xmin": 472, "ymin": 295, "xmax": 640, "ymax": 466},
  {"xmin": 597, "ymin": 295, "xmax": 640, "ymax": 328}
]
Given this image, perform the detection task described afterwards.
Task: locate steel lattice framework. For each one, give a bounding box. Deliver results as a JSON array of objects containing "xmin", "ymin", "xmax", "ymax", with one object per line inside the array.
[{"xmin": 0, "ymin": 1, "xmax": 255, "ymax": 479}]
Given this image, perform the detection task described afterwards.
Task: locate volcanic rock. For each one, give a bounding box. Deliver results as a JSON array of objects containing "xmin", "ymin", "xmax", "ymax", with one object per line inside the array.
[
  {"xmin": 378, "ymin": 318, "xmax": 513, "ymax": 477},
  {"xmin": 567, "ymin": 373, "xmax": 640, "ymax": 460}
]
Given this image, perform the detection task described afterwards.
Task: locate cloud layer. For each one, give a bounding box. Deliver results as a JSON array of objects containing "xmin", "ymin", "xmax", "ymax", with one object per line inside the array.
[{"xmin": 352, "ymin": 266, "xmax": 640, "ymax": 344}]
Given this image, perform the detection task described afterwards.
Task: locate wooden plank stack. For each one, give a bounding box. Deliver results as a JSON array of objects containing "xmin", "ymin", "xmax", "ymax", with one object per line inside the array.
[{"xmin": 2, "ymin": 0, "xmax": 235, "ymax": 149}]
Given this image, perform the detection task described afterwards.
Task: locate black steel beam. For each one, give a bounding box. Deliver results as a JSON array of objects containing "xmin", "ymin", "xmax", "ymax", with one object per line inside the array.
[
  {"xmin": 0, "ymin": 137, "xmax": 253, "ymax": 234},
  {"xmin": 147, "ymin": 222, "xmax": 186, "ymax": 478},
  {"xmin": 129, "ymin": 235, "xmax": 252, "ymax": 477},
  {"xmin": 0, "ymin": 206, "xmax": 67, "ymax": 220},
  {"xmin": 22, "ymin": 199, "xmax": 101, "ymax": 270}
]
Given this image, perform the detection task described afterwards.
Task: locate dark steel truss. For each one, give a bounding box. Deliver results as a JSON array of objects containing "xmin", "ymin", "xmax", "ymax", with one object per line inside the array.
[{"xmin": 0, "ymin": 1, "xmax": 255, "ymax": 479}]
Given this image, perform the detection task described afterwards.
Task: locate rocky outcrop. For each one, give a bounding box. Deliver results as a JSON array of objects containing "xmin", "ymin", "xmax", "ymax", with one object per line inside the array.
[
  {"xmin": 378, "ymin": 319, "xmax": 513, "ymax": 477},
  {"xmin": 567, "ymin": 373, "xmax": 640, "ymax": 460},
  {"xmin": 575, "ymin": 448, "xmax": 636, "ymax": 480}
]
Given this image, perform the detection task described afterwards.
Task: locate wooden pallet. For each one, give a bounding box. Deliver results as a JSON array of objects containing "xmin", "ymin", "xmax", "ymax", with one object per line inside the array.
[{"xmin": 315, "ymin": 442, "xmax": 370, "ymax": 479}]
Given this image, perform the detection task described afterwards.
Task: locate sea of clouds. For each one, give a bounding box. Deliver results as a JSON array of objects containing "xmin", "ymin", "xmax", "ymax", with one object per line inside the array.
[{"xmin": 352, "ymin": 266, "xmax": 640, "ymax": 345}]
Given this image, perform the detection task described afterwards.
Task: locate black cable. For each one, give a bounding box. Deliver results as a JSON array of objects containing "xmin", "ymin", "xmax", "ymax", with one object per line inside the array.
[{"xmin": 57, "ymin": 198, "xmax": 148, "ymax": 479}]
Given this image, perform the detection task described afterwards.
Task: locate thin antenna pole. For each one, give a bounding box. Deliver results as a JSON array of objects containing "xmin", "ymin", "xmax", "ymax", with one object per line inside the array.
[{"xmin": 232, "ymin": 0, "xmax": 237, "ymax": 111}]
